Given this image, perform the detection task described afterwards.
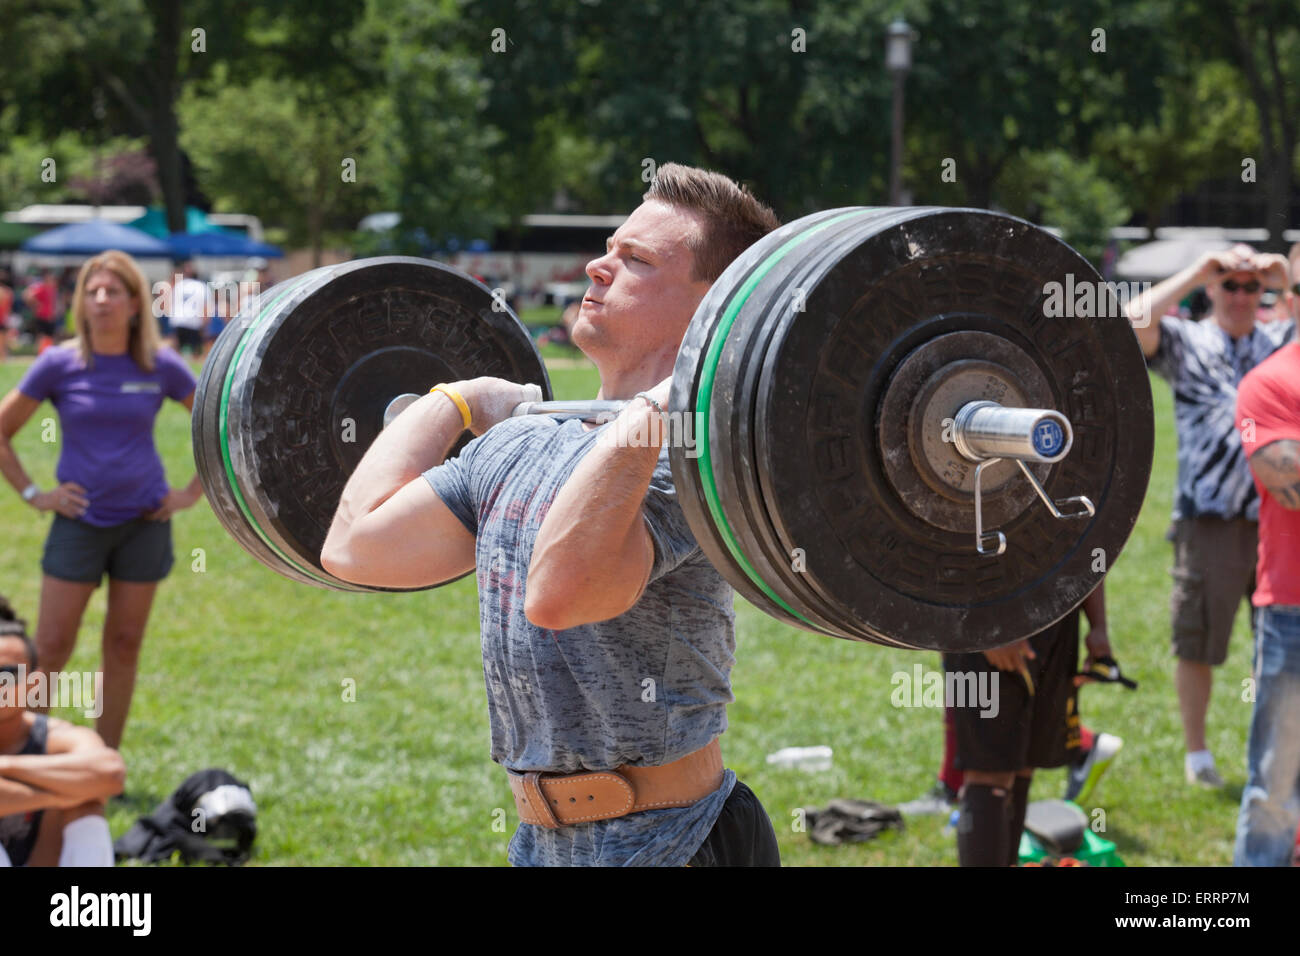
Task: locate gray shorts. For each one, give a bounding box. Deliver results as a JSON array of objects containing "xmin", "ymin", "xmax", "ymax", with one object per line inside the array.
[
  {"xmin": 42, "ymin": 515, "xmax": 174, "ymax": 585},
  {"xmin": 1168, "ymin": 517, "xmax": 1257, "ymax": 666}
]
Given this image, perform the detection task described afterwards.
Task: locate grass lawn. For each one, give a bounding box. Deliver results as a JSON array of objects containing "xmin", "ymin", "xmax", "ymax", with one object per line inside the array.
[{"xmin": 0, "ymin": 353, "xmax": 1255, "ymax": 866}]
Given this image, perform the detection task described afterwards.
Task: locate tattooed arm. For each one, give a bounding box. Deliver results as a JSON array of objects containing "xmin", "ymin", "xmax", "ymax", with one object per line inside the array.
[{"xmin": 1248, "ymin": 440, "xmax": 1300, "ymax": 510}]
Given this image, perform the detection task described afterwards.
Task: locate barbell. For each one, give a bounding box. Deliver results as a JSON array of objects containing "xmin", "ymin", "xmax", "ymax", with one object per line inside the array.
[{"xmin": 192, "ymin": 206, "xmax": 1154, "ymax": 652}]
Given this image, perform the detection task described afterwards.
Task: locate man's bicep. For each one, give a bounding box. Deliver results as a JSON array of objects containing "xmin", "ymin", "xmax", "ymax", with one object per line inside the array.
[
  {"xmin": 336, "ymin": 478, "xmax": 476, "ymax": 587},
  {"xmin": 1249, "ymin": 440, "xmax": 1300, "ymax": 509}
]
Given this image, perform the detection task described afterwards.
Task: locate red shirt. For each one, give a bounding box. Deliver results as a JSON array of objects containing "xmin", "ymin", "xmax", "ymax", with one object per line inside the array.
[
  {"xmin": 1237, "ymin": 342, "xmax": 1300, "ymax": 606},
  {"xmin": 27, "ymin": 280, "xmax": 55, "ymax": 320}
]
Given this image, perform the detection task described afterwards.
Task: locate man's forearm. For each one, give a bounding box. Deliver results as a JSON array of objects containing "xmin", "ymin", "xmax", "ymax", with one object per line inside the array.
[
  {"xmin": 1249, "ymin": 440, "xmax": 1300, "ymax": 510},
  {"xmin": 0, "ymin": 776, "xmax": 78, "ymax": 816},
  {"xmin": 1081, "ymin": 584, "xmax": 1107, "ymax": 633},
  {"xmin": 1128, "ymin": 264, "xmax": 1199, "ymax": 326},
  {"xmin": 329, "ymin": 391, "xmax": 467, "ymax": 532},
  {"xmin": 527, "ymin": 402, "xmax": 663, "ymax": 627},
  {"xmin": 0, "ymin": 751, "xmax": 124, "ymax": 802}
]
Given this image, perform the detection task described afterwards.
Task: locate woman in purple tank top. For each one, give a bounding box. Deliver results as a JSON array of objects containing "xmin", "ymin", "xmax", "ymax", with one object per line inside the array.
[{"xmin": 0, "ymin": 251, "xmax": 204, "ymax": 749}]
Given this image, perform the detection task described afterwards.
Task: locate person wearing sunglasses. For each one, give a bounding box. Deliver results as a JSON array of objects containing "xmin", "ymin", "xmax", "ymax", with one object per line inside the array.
[
  {"xmin": 0, "ymin": 597, "xmax": 124, "ymax": 867},
  {"xmin": 1126, "ymin": 244, "xmax": 1294, "ymax": 789}
]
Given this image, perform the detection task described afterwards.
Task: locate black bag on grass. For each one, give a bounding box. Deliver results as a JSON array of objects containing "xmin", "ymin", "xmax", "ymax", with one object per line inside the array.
[{"xmin": 114, "ymin": 768, "xmax": 257, "ymax": 865}]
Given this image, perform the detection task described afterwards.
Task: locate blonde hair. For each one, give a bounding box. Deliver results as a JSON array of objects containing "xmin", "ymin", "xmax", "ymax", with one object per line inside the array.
[{"xmin": 71, "ymin": 250, "xmax": 160, "ymax": 371}]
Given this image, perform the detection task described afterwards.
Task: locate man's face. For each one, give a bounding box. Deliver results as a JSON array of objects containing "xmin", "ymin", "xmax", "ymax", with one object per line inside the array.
[
  {"xmin": 1201, "ymin": 247, "xmax": 1263, "ymax": 329},
  {"xmin": 1206, "ymin": 268, "xmax": 1264, "ymax": 327},
  {"xmin": 572, "ymin": 200, "xmax": 712, "ymax": 369}
]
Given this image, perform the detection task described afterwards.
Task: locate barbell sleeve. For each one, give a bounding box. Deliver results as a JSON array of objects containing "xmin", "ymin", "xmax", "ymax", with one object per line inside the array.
[{"xmin": 952, "ymin": 400, "xmax": 1073, "ymax": 464}]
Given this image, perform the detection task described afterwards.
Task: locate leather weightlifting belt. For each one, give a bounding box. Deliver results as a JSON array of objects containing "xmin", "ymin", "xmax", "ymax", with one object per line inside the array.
[{"xmin": 509, "ymin": 739, "xmax": 723, "ymax": 828}]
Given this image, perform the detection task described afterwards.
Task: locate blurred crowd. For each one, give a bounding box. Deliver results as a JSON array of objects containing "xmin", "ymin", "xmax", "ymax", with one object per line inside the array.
[{"xmin": 0, "ymin": 260, "xmax": 277, "ymax": 364}]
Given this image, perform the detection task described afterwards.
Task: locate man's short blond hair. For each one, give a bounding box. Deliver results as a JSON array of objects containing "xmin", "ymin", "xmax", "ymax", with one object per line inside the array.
[{"xmin": 644, "ymin": 164, "xmax": 780, "ymax": 282}]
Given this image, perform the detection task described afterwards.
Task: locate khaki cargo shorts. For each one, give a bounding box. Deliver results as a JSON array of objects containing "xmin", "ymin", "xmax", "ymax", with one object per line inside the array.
[{"xmin": 1168, "ymin": 517, "xmax": 1257, "ymax": 666}]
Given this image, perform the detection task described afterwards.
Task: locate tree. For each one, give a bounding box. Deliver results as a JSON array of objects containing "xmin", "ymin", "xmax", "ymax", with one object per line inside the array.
[
  {"xmin": 904, "ymin": 0, "xmax": 1171, "ymax": 209},
  {"xmin": 178, "ymin": 72, "xmax": 387, "ymax": 265},
  {"xmin": 1092, "ymin": 62, "xmax": 1259, "ymax": 233},
  {"xmin": 470, "ymin": 0, "xmax": 895, "ymax": 219},
  {"xmin": 996, "ymin": 149, "xmax": 1131, "ymax": 265},
  {"xmin": 1178, "ymin": 0, "xmax": 1300, "ymax": 248},
  {"xmin": 0, "ymin": 0, "xmax": 376, "ymax": 233}
]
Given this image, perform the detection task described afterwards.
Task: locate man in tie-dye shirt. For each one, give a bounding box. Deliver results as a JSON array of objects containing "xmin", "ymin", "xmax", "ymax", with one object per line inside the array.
[{"xmin": 1126, "ymin": 244, "xmax": 1294, "ymax": 788}]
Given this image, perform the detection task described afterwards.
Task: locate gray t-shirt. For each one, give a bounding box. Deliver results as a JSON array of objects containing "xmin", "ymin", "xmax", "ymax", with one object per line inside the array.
[{"xmin": 424, "ymin": 415, "xmax": 737, "ymax": 866}]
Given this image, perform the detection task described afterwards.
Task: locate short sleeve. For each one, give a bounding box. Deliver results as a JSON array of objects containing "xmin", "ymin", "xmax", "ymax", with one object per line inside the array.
[
  {"xmin": 641, "ymin": 446, "xmax": 700, "ymax": 581},
  {"xmin": 423, "ymin": 441, "xmax": 478, "ymax": 535},
  {"xmin": 157, "ymin": 348, "xmax": 198, "ymax": 400},
  {"xmin": 16, "ymin": 346, "xmax": 71, "ymax": 402},
  {"xmin": 1238, "ymin": 353, "xmax": 1300, "ymax": 453},
  {"xmin": 1148, "ymin": 315, "xmax": 1187, "ymax": 382}
]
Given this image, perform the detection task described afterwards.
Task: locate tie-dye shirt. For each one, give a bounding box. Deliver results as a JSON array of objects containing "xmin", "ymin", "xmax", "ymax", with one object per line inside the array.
[
  {"xmin": 1149, "ymin": 316, "xmax": 1295, "ymax": 520},
  {"xmin": 424, "ymin": 416, "xmax": 737, "ymax": 866}
]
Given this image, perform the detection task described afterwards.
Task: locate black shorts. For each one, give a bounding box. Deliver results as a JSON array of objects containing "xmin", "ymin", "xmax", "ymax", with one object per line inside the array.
[
  {"xmin": 42, "ymin": 514, "xmax": 174, "ymax": 584},
  {"xmin": 942, "ymin": 611, "xmax": 1082, "ymax": 773},
  {"xmin": 687, "ymin": 779, "xmax": 781, "ymax": 867}
]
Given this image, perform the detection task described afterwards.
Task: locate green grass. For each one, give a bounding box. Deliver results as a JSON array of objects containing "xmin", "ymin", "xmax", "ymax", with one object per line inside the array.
[{"xmin": 0, "ymin": 355, "xmax": 1254, "ymax": 866}]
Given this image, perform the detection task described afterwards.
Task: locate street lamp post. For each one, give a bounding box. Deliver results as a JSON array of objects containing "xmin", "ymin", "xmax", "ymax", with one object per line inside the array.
[{"xmin": 887, "ymin": 18, "xmax": 913, "ymax": 207}]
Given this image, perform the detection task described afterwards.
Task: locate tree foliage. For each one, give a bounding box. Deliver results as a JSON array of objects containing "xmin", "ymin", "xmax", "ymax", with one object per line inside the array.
[{"xmin": 0, "ymin": 0, "xmax": 1296, "ymax": 255}]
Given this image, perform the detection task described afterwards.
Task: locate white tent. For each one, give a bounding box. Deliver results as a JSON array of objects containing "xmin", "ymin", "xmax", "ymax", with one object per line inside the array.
[{"xmin": 1114, "ymin": 236, "xmax": 1233, "ymax": 282}]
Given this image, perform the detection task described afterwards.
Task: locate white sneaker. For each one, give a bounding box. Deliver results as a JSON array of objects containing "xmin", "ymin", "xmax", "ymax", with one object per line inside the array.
[{"xmin": 1185, "ymin": 763, "xmax": 1225, "ymax": 788}]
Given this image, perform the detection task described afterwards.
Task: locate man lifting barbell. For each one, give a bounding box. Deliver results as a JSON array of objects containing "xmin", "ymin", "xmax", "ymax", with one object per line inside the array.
[
  {"xmin": 194, "ymin": 171, "xmax": 1156, "ymax": 865},
  {"xmin": 320, "ymin": 164, "xmax": 784, "ymax": 866}
]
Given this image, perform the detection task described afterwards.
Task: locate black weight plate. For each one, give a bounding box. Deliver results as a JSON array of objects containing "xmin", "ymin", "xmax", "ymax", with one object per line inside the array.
[
  {"xmin": 721, "ymin": 209, "xmax": 932, "ymax": 646},
  {"xmin": 756, "ymin": 208, "xmax": 1153, "ymax": 652},
  {"xmin": 708, "ymin": 208, "xmax": 916, "ymax": 643},
  {"xmin": 670, "ymin": 208, "xmax": 857, "ymax": 632},
  {"xmin": 192, "ymin": 269, "xmax": 340, "ymax": 589},
  {"xmin": 698, "ymin": 209, "xmax": 886, "ymax": 639},
  {"xmin": 215, "ymin": 257, "xmax": 550, "ymax": 591}
]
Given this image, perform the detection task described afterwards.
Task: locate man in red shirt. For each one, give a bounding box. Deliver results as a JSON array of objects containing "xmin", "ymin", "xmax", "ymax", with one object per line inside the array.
[
  {"xmin": 1233, "ymin": 243, "xmax": 1300, "ymax": 866},
  {"xmin": 22, "ymin": 271, "xmax": 59, "ymax": 351}
]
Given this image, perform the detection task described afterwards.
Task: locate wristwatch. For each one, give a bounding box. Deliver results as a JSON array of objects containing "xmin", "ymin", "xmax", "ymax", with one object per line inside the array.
[{"xmin": 21, "ymin": 484, "xmax": 39, "ymax": 504}]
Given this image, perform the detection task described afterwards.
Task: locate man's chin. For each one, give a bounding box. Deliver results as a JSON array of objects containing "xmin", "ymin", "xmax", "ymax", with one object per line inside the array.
[{"xmin": 568, "ymin": 321, "xmax": 600, "ymax": 358}]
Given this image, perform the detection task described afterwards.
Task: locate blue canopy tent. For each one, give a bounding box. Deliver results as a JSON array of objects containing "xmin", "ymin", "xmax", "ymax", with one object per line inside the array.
[
  {"xmin": 166, "ymin": 231, "xmax": 283, "ymax": 259},
  {"xmin": 21, "ymin": 219, "xmax": 174, "ymax": 257}
]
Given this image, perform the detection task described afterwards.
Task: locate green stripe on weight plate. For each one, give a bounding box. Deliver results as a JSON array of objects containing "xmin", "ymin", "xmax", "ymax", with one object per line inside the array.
[
  {"xmin": 217, "ymin": 269, "xmax": 343, "ymax": 587},
  {"xmin": 694, "ymin": 209, "xmax": 868, "ymax": 629}
]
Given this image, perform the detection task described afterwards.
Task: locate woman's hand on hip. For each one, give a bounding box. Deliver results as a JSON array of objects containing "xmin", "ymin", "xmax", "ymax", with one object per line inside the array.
[
  {"xmin": 146, "ymin": 485, "xmax": 201, "ymax": 521},
  {"xmin": 34, "ymin": 482, "xmax": 89, "ymax": 518}
]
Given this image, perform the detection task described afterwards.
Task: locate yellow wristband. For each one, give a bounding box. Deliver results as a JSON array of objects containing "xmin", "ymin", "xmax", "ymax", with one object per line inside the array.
[{"xmin": 431, "ymin": 384, "xmax": 472, "ymax": 430}]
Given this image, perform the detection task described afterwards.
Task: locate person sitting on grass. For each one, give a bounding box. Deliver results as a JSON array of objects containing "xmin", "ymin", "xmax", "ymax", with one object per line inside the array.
[{"xmin": 0, "ymin": 598, "xmax": 124, "ymax": 867}]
